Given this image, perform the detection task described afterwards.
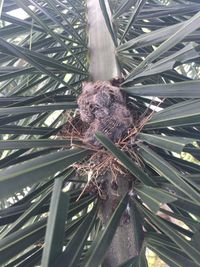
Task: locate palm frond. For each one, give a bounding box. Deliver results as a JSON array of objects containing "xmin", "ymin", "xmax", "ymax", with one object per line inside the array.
[{"xmin": 0, "ymin": 0, "xmax": 200, "ymax": 266}]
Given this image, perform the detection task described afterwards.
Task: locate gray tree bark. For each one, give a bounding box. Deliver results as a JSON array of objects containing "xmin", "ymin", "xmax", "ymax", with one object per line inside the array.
[
  {"xmin": 99, "ymin": 173, "xmax": 139, "ymax": 266},
  {"xmin": 87, "ymin": 0, "xmax": 119, "ymax": 81}
]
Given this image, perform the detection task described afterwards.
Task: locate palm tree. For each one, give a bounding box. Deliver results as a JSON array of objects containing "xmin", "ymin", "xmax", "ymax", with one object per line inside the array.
[{"xmin": 0, "ymin": 0, "xmax": 200, "ymax": 266}]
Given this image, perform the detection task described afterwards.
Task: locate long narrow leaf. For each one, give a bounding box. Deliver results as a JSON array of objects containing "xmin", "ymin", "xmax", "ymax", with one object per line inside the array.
[
  {"xmin": 0, "ymin": 148, "xmax": 89, "ymax": 199},
  {"xmin": 138, "ymin": 144, "xmax": 200, "ymax": 204},
  {"xmin": 95, "ymin": 132, "xmax": 155, "ymax": 186},
  {"xmin": 41, "ymin": 178, "xmax": 70, "ymax": 267},
  {"xmin": 82, "ymin": 194, "xmax": 129, "ymax": 267}
]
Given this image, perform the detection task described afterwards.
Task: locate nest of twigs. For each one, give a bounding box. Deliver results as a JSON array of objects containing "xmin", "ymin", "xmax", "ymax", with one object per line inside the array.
[{"xmin": 58, "ymin": 79, "xmax": 160, "ymax": 199}]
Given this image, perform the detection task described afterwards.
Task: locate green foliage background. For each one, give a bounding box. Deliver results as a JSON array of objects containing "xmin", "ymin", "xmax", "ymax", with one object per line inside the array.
[{"xmin": 0, "ymin": 0, "xmax": 200, "ymax": 266}]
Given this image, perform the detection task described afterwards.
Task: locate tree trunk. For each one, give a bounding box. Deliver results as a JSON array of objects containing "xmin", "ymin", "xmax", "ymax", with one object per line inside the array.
[
  {"xmin": 87, "ymin": 0, "xmax": 119, "ymax": 81},
  {"xmin": 99, "ymin": 173, "xmax": 139, "ymax": 266},
  {"xmin": 86, "ymin": 0, "xmax": 138, "ymax": 265}
]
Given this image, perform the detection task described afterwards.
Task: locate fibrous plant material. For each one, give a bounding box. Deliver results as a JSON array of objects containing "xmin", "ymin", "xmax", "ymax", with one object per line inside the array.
[
  {"xmin": 58, "ymin": 80, "xmax": 158, "ymax": 200},
  {"xmin": 58, "ymin": 114, "xmax": 87, "ymax": 143},
  {"xmin": 77, "ymin": 80, "xmax": 133, "ymax": 146},
  {"xmin": 74, "ymin": 149, "xmax": 128, "ymax": 200}
]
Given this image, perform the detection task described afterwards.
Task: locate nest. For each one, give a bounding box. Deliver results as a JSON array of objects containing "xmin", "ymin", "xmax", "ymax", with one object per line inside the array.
[
  {"xmin": 77, "ymin": 80, "xmax": 133, "ymax": 146},
  {"xmin": 59, "ymin": 79, "xmax": 158, "ymax": 199}
]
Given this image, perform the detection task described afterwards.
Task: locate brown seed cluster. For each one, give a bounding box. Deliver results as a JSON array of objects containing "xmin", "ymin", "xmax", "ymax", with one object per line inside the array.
[{"xmin": 77, "ymin": 81, "xmax": 133, "ymax": 146}]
